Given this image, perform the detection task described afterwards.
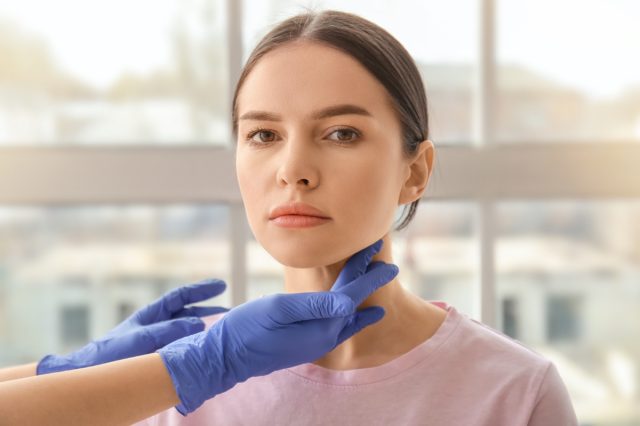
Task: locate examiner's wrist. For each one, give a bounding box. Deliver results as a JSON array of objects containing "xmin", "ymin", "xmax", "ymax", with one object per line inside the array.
[{"xmin": 156, "ymin": 323, "xmax": 238, "ymax": 416}]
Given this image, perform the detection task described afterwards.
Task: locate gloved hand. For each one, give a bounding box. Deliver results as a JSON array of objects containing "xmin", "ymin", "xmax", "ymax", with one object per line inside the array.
[
  {"xmin": 158, "ymin": 238, "xmax": 398, "ymax": 415},
  {"xmin": 37, "ymin": 279, "xmax": 229, "ymax": 375}
]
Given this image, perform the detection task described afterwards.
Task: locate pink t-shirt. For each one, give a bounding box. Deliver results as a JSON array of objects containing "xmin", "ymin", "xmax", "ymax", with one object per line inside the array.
[{"xmin": 136, "ymin": 301, "xmax": 577, "ymax": 426}]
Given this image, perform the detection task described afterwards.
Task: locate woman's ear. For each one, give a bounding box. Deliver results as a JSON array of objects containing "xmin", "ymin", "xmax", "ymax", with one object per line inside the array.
[{"xmin": 398, "ymin": 140, "xmax": 435, "ymax": 205}]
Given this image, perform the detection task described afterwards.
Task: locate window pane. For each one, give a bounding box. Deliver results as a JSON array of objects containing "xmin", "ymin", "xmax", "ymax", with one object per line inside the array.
[
  {"xmin": 242, "ymin": 0, "xmax": 477, "ymax": 144},
  {"xmin": 0, "ymin": 205, "xmax": 230, "ymax": 366},
  {"xmin": 247, "ymin": 235, "xmax": 284, "ymax": 301},
  {"xmin": 0, "ymin": 0, "xmax": 229, "ymax": 146},
  {"xmin": 60, "ymin": 305, "xmax": 89, "ymax": 346},
  {"xmin": 497, "ymin": 0, "xmax": 640, "ymax": 142},
  {"xmin": 496, "ymin": 201, "xmax": 640, "ymax": 424},
  {"xmin": 393, "ymin": 202, "xmax": 478, "ymax": 316}
]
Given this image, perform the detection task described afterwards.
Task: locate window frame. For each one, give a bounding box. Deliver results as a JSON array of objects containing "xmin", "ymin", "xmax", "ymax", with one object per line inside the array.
[{"xmin": 1, "ymin": 0, "xmax": 639, "ymax": 325}]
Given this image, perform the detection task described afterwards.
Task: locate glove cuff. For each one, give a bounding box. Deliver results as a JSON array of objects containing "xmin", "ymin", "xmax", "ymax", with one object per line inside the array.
[
  {"xmin": 157, "ymin": 333, "xmax": 220, "ymax": 415},
  {"xmin": 157, "ymin": 323, "xmax": 237, "ymax": 415},
  {"xmin": 157, "ymin": 348, "xmax": 199, "ymax": 416}
]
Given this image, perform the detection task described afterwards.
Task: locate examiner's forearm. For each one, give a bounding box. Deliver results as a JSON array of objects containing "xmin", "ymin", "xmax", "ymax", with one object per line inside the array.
[
  {"xmin": 0, "ymin": 353, "xmax": 180, "ymax": 426},
  {"xmin": 0, "ymin": 362, "xmax": 37, "ymax": 383}
]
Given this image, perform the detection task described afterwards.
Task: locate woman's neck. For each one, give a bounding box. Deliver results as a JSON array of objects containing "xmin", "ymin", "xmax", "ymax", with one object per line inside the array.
[{"xmin": 282, "ymin": 234, "xmax": 446, "ymax": 370}]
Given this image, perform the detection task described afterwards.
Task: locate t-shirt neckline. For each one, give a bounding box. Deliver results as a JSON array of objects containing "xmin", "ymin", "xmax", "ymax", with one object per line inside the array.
[{"xmin": 285, "ymin": 301, "xmax": 462, "ymax": 386}]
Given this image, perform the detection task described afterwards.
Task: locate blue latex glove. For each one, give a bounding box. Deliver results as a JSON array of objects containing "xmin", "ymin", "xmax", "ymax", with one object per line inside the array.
[
  {"xmin": 158, "ymin": 239, "xmax": 398, "ymax": 415},
  {"xmin": 37, "ymin": 279, "xmax": 229, "ymax": 374}
]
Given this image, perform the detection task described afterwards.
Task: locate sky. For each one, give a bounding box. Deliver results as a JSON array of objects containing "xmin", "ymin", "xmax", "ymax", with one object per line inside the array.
[{"xmin": 1, "ymin": 0, "xmax": 639, "ymax": 98}]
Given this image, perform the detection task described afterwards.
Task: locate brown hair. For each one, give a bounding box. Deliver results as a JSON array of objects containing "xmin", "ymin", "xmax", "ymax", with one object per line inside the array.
[{"xmin": 232, "ymin": 10, "xmax": 430, "ymax": 231}]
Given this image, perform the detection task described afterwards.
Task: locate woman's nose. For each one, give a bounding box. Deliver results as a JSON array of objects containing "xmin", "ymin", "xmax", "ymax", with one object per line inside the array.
[{"xmin": 276, "ymin": 140, "xmax": 319, "ymax": 189}]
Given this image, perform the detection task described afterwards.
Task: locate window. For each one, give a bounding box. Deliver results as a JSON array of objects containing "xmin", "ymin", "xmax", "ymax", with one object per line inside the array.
[
  {"xmin": 0, "ymin": 0, "xmax": 229, "ymax": 146},
  {"xmin": 496, "ymin": 0, "xmax": 640, "ymax": 142},
  {"xmin": 497, "ymin": 201, "xmax": 640, "ymax": 422},
  {"xmin": 1, "ymin": 1, "xmax": 638, "ymax": 424},
  {"xmin": 546, "ymin": 295, "xmax": 582, "ymax": 343},
  {"xmin": 502, "ymin": 297, "xmax": 519, "ymax": 339},
  {"xmin": 117, "ymin": 303, "xmax": 136, "ymax": 323},
  {"xmin": 247, "ymin": 235, "xmax": 284, "ymax": 300},
  {"xmin": 392, "ymin": 202, "xmax": 478, "ymax": 316},
  {"xmin": 61, "ymin": 305, "xmax": 89, "ymax": 347},
  {"xmin": 0, "ymin": 205, "xmax": 230, "ymax": 364}
]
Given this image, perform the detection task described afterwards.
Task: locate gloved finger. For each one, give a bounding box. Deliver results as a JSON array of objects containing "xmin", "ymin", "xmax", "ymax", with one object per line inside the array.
[
  {"xmin": 333, "ymin": 262, "xmax": 398, "ymax": 307},
  {"xmin": 330, "ymin": 239, "xmax": 383, "ymax": 292},
  {"xmin": 335, "ymin": 306, "xmax": 386, "ymax": 346},
  {"xmin": 174, "ymin": 306, "xmax": 230, "ymax": 318},
  {"xmin": 143, "ymin": 317, "xmax": 205, "ymax": 350},
  {"xmin": 135, "ymin": 279, "xmax": 227, "ymax": 325},
  {"xmin": 267, "ymin": 292, "xmax": 356, "ymax": 324}
]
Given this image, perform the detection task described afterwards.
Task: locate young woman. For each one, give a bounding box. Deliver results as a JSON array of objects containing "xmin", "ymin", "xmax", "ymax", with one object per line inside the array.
[{"xmin": 137, "ymin": 9, "xmax": 577, "ymax": 426}]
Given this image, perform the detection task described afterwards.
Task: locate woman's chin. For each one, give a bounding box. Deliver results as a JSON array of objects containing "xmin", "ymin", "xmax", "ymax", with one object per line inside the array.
[
  {"xmin": 265, "ymin": 245, "xmax": 346, "ymax": 269},
  {"xmin": 271, "ymin": 253, "xmax": 333, "ymax": 269},
  {"xmin": 259, "ymin": 233, "xmax": 385, "ymax": 269}
]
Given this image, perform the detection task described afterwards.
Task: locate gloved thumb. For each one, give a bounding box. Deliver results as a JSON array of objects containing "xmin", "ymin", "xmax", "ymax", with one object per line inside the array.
[
  {"xmin": 145, "ymin": 317, "xmax": 205, "ymax": 349},
  {"xmin": 335, "ymin": 306, "xmax": 385, "ymax": 346}
]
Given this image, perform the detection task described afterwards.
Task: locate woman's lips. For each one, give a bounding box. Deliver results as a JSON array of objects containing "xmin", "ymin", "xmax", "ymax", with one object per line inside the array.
[{"xmin": 270, "ymin": 215, "xmax": 332, "ymax": 228}]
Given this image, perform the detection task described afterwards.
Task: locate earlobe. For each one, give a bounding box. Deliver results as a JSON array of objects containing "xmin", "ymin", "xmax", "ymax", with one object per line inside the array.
[{"xmin": 398, "ymin": 140, "xmax": 434, "ymax": 205}]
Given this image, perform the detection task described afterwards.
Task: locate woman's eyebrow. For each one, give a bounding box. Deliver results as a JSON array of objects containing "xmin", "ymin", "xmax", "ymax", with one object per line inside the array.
[{"xmin": 238, "ymin": 104, "xmax": 373, "ymax": 121}]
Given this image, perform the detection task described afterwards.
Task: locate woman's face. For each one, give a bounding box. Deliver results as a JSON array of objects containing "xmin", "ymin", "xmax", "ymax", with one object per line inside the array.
[{"xmin": 235, "ymin": 41, "xmax": 419, "ymax": 268}]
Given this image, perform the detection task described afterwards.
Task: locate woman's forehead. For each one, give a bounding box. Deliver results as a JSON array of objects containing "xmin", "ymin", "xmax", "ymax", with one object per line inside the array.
[{"xmin": 236, "ymin": 41, "xmax": 395, "ymax": 119}]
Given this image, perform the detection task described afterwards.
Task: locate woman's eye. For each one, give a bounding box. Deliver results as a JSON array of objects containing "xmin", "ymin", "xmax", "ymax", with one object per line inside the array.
[
  {"xmin": 245, "ymin": 127, "xmax": 359, "ymax": 145},
  {"xmin": 327, "ymin": 128, "xmax": 359, "ymax": 143},
  {"xmin": 247, "ymin": 129, "xmax": 277, "ymax": 143}
]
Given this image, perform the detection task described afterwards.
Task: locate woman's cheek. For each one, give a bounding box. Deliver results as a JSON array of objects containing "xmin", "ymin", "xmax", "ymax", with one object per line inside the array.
[{"xmin": 360, "ymin": 173, "xmax": 401, "ymax": 230}]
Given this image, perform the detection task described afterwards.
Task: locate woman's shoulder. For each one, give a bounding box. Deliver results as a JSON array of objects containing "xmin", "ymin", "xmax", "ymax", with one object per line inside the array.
[
  {"xmin": 436, "ymin": 305, "xmax": 576, "ymax": 423},
  {"xmin": 442, "ymin": 304, "xmax": 552, "ymax": 375}
]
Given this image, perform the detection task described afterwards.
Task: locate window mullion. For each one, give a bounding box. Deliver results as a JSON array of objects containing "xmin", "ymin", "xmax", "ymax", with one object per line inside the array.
[
  {"xmin": 478, "ymin": 200, "xmax": 497, "ymax": 327},
  {"xmin": 226, "ymin": 0, "xmax": 246, "ymax": 306},
  {"xmin": 230, "ymin": 202, "xmax": 249, "ymax": 307},
  {"xmin": 474, "ymin": 0, "xmax": 498, "ymax": 326}
]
